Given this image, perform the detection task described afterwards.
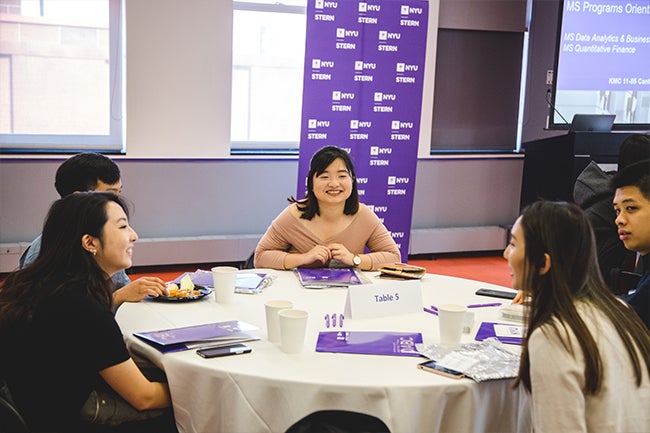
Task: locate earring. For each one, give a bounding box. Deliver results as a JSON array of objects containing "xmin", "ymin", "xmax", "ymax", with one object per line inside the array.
[{"xmin": 89, "ymin": 249, "xmax": 97, "ymax": 256}]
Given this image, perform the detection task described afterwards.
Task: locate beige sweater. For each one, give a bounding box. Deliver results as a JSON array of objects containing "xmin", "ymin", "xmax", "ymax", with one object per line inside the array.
[
  {"xmin": 528, "ymin": 302, "xmax": 649, "ymax": 433},
  {"xmin": 254, "ymin": 203, "xmax": 401, "ymax": 270}
]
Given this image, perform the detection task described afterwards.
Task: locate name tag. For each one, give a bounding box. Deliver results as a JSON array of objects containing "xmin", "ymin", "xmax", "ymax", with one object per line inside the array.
[{"xmin": 344, "ymin": 279, "xmax": 422, "ymax": 319}]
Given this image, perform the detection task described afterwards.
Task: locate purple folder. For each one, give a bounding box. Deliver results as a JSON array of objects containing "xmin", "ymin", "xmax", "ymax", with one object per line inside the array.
[
  {"xmin": 474, "ymin": 322, "xmax": 523, "ymax": 345},
  {"xmin": 296, "ymin": 268, "xmax": 363, "ymax": 288},
  {"xmin": 316, "ymin": 331, "xmax": 424, "ymax": 357},
  {"xmin": 134, "ymin": 320, "xmax": 258, "ymax": 353}
]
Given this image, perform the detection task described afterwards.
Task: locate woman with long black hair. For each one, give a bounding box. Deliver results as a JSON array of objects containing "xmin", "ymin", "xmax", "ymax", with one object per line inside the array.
[
  {"xmin": 504, "ymin": 201, "xmax": 649, "ymax": 432},
  {"xmin": 0, "ymin": 192, "xmax": 174, "ymax": 432}
]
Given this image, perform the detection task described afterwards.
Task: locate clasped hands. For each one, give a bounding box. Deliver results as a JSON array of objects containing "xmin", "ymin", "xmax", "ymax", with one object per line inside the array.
[{"xmin": 302, "ymin": 243, "xmax": 356, "ymax": 268}]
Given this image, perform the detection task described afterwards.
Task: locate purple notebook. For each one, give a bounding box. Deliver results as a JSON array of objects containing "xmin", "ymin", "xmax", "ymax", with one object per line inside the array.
[
  {"xmin": 295, "ymin": 268, "xmax": 363, "ymax": 288},
  {"xmin": 474, "ymin": 322, "xmax": 523, "ymax": 345},
  {"xmin": 134, "ymin": 320, "xmax": 259, "ymax": 353},
  {"xmin": 316, "ymin": 331, "xmax": 424, "ymax": 357}
]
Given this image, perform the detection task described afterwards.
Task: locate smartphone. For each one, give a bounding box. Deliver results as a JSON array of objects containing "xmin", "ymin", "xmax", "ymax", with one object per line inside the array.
[
  {"xmin": 475, "ymin": 288, "xmax": 516, "ymax": 300},
  {"xmin": 196, "ymin": 344, "xmax": 252, "ymax": 358},
  {"xmin": 418, "ymin": 360, "xmax": 464, "ymax": 379}
]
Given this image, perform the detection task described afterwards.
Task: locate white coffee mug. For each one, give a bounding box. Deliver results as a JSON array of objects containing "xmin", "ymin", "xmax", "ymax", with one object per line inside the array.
[{"xmin": 211, "ymin": 266, "xmax": 237, "ymax": 304}]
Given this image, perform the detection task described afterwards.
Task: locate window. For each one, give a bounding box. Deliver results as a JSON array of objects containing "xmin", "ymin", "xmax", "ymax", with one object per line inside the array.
[
  {"xmin": 430, "ymin": 29, "xmax": 524, "ymax": 153},
  {"xmin": 230, "ymin": 1, "xmax": 306, "ymax": 154},
  {"xmin": 0, "ymin": 0, "xmax": 123, "ymax": 153}
]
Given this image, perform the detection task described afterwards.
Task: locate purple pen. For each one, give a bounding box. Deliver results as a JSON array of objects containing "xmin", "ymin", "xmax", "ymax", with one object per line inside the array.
[
  {"xmin": 423, "ymin": 307, "xmax": 438, "ymax": 316},
  {"xmin": 331, "ymin": 313, "xmax": 337, "ymax": 327},
  {"xmin": 339, "ymin": 314, "xmax": 344, "ymax": 327},
  {"xmin": 466, "ymin": 302, "xmax": 502, "ymax": 308},
  {"xmin": 324, "ymin": 314, "xmax": 330, "ymax": 328},
  {"xmin": 430, "ymin": 305, "xmax": 439, "ymax": 312}
]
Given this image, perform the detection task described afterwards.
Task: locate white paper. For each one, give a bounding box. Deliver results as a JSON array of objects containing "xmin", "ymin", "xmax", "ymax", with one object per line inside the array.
[
  {"xmin": 493, "ymin": 324, "xmax": 524, "ymax": 338},
  {"xmin": 343, "ymin": 279, "xmax": 422, "ymax": 319},
  {"xmin": 436, "ymin": 351, "xmax": 479, "ymax": 372}
]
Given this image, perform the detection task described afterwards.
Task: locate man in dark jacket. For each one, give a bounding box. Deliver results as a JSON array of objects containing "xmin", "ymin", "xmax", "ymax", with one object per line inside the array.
[
  {"xmin": 611, "ymin": 159, "xmax": 650, "ymax": 330},
  {"xmin": 573, "ymin": 133, "xmax": 649, "ymax": 292}
]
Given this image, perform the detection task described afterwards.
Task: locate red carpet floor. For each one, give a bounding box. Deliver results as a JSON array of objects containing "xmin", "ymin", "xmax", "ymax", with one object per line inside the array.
[{"xmin": 408, "ymin": 254, "xmax": 512, "ymax": 288}]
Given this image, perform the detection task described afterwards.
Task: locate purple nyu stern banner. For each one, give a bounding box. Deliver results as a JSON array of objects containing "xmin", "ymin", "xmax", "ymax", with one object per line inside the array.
[{"xmin": 297, "ymin": 0, "xmax": 429, "ymax": 260}]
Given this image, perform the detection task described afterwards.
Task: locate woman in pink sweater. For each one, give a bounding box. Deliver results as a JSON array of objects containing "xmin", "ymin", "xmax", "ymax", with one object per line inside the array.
[{"xmin": 255, "ymin": 146, "xmax": 401, "ymax": 271}]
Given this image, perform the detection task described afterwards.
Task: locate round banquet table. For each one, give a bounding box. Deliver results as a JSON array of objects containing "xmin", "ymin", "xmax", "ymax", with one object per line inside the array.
[{"xmin": 115, "ymin": 270, "xmax": 531, "ymax": 433}]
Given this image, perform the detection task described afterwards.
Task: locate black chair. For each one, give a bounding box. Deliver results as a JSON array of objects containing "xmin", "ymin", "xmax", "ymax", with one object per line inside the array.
[
  {"xmin": 0, "ymin": 379, "xmax": 29, "ymax": 433},
  {"xmin": 610, "ymin": 268, "xmax": 642, "ymax": 296},
  {"xmin": 243, "ymin": 251, "xmax": 255, "ymax": 270},
  {"xmin": 285, "ymin": 410, "xmax": 390, "ymax": 433}
]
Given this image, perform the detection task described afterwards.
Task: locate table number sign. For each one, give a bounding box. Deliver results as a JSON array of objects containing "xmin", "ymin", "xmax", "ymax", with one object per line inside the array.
[{"xmin": 344, "ymin": 279, "xmax": 422, "ymax": 319}]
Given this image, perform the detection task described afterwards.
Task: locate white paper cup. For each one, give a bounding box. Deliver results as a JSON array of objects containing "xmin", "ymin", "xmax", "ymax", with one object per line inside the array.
[
  {"xmin": 278, "ymin": 309, "xmax": 309, "ymax": 354},
  {"xmin": 211, "ymin": 266, "xmax": 237, "ymax": 304},
  {"xmin": 438, "ymin": 304, "xmax": 467, "ymax": 345},
  {"xmin": 265, "ymin": 300, "xmax": 293, "ymax": 343}
]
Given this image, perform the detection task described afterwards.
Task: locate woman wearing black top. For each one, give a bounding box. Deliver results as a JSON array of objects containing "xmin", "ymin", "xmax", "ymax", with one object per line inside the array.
[{"xmin": 0, "ymin": 192, "xmax": 174, "ymax": 432}]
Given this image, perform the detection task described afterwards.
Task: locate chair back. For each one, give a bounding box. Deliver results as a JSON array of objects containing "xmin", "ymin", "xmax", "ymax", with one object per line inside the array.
[
  {"xmin": 243, "ymin": 252, "xmax": 255, "ymax": 270},
  {"xmin": 285, "ymin": 410, "xmax": 390, "ymax": 433},
  {"xmin": 610, "ymin": 268, "xmax": 642, "ymax": 296}
]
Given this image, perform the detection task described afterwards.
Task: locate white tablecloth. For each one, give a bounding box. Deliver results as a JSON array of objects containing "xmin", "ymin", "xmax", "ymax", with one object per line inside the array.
[{"xmin": 115, "ymin": 271, "xmax": 531, "ymax": 433}]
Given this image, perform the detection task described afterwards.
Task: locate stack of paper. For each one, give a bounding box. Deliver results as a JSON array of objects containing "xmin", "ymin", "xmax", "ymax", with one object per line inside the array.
[{"xmin": 134, "ymin": 320, "xmax": 259, "ymax": 353}]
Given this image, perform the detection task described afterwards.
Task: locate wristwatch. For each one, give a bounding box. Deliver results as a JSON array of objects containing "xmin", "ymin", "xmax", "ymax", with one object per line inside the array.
[{"xmin": 352, "ymin": 254, "xmax": 362, "ymax": 267}]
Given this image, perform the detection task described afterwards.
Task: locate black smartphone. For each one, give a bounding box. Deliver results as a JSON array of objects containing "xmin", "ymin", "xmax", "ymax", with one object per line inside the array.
[
  {"xmin": 475, "ymin": 288, "xmax": 516, "ymax": 300},
  {"xmin": 418, "ymin": 360, "xmax": 464, "ymax": 379},
  {"xmin": 196, "ymin": 344, "xmax": 252, "ymax": 358}
]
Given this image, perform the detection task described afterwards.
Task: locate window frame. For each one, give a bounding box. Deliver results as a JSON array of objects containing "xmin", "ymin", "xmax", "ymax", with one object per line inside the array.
[
  {"xmin": 0, "ymin": 0, "xmax": 124, "ymax": 154},
  {"xmin": 230, "ymin": 1, "xmax": 306, "ymax": 156}
]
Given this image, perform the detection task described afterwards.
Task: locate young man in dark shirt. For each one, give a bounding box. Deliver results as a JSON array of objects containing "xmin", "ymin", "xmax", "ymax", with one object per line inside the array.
[{"xmin": 611, "ymin": 159, "xmax": 650, "ymax": 329}]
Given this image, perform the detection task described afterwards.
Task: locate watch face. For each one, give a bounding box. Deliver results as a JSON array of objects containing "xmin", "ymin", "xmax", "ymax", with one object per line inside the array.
[{"xmin": 353, "ymin": 255, "xmax": 361, "ymax": 266}]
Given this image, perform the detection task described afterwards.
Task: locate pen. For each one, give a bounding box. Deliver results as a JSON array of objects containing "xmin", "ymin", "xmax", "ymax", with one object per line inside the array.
[
  {"xmin": 466, "ymin": 302, "xmax": 502, "ymax": 308},
  {"xmin": 430, "ymin": 305, "xmax": 439, "ymax": 312},
  {"xmin": 331, "ymin": 313, "xmax": 337, "ymax": 327},
  {"xmin": 339, "ymin": 314, "xmax": 344, "ymax": 327},
  {"xmin": 423, "ymin": 307, "xmax": 438, "ymax": 316},
  {"xmin": 324, "ymin": 314, "xmax": 330, "ymax": 328}
]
